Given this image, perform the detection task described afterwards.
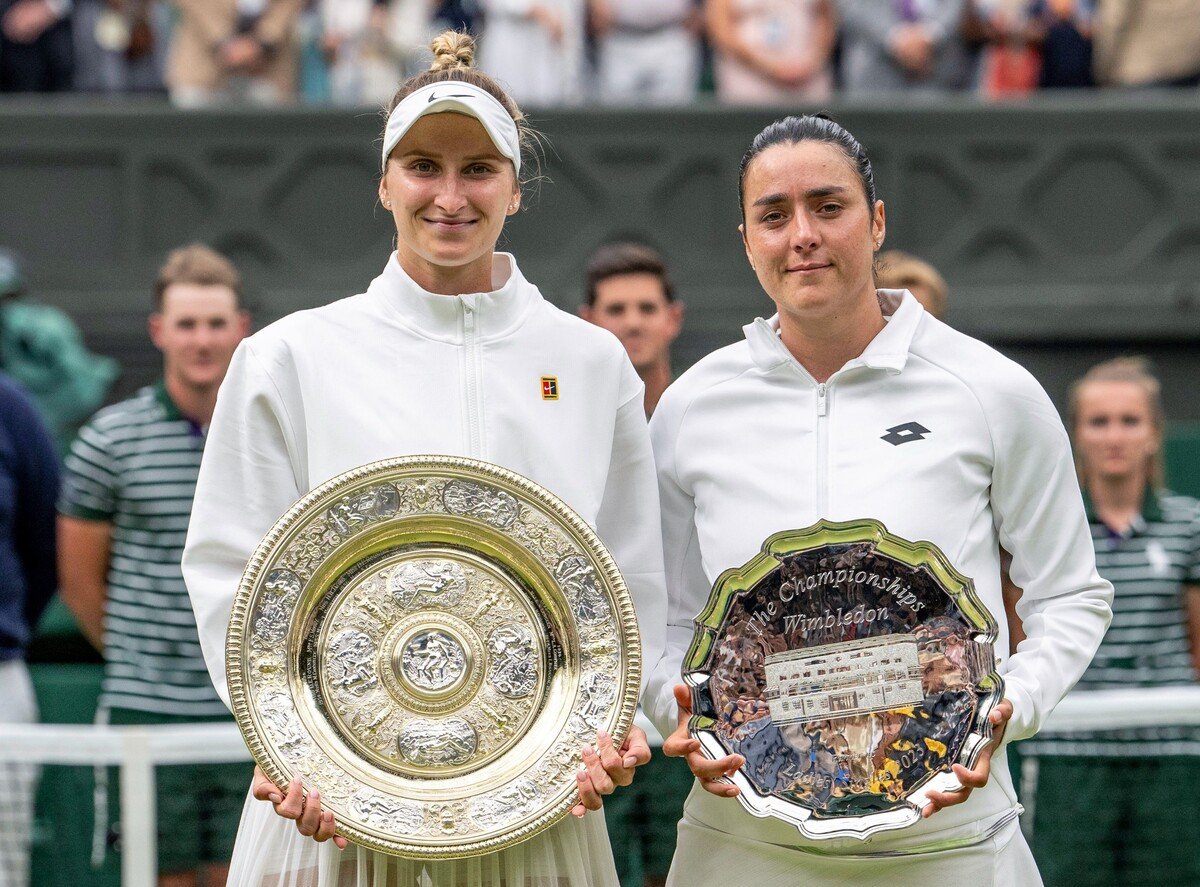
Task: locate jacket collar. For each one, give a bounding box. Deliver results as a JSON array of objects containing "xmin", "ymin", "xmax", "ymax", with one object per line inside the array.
[
  {"xmin": 367, "ymin": 252, "xmax": 540, "ymax": 343},
  {"xmin": 744, "ymin": 288, "xmax": 924, "ymax": 376},
  {"xmin": 1081, "ymin": 486, "xmax": 1164, "ymax": 527}
]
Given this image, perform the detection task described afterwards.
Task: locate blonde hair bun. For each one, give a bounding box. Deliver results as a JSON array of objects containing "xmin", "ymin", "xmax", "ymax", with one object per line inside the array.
[{"xmin": 429, "ymin": 31, "xmax": 475, "ymax": 72}]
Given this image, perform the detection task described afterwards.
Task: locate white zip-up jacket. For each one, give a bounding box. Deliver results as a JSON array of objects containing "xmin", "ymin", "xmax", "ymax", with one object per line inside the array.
[
  {"xmin": 645, "ymin": 290, "xmax": 1113, "ymax": 852},
  {"xmin": 183, "ymin": 253, "xmax": 667, "ymax": 710}
]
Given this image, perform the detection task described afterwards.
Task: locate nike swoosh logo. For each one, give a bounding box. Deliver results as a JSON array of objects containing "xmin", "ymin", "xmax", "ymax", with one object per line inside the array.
[{"xmin": 428, "ymin": 91, "xmax": 475, "ymax": 103}]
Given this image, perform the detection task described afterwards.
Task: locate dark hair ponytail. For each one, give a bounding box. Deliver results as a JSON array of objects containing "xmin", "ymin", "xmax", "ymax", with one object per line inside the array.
[{"xmin": 738, "ymin": 115, "xmax": 876, "ymax": 218}]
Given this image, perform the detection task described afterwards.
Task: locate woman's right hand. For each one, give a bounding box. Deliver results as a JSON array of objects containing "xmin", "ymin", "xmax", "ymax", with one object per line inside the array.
[
  {"xmin": 660, "ymin": 684, "xmax": 744, "ymax": 799},
  {"xmin": 252, "ymin": 766, "xmax": 348, "ymax": 849}
]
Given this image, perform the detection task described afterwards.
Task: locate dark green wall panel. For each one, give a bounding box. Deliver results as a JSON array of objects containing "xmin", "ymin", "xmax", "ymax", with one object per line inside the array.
[{"xmin": 2, "ymin": 96, "xmax": 1199, "ymax": 416}]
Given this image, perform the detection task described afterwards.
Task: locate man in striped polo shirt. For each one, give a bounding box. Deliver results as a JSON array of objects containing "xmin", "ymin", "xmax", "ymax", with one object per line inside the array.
[
  {"xmin": 58, "ymin": 244, "xmax": 249, "ymax": 887},
  {"xmin": 1023, "ymin": 357, "xmax": 1200, "ymax": 887}
]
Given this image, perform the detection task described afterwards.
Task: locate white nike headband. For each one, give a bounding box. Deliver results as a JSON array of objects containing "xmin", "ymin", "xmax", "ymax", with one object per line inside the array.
[{"xmin": 381, "ymin": 81, "xmax": 521, "ymax": 176}]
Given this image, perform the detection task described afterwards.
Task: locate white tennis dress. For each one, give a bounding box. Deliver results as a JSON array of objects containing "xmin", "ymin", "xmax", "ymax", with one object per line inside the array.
[{"xmin": 182, "ymin": 253, "xmax": 667, "ymax": 887}]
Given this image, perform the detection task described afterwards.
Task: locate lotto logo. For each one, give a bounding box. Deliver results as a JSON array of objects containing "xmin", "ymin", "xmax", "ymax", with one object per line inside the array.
[{"xmin": 541, "ymin": 377, "xmax": 559, "ymax": 400}]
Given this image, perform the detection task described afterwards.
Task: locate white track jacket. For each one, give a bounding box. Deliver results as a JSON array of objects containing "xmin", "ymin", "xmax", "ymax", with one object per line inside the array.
[
  {"xmin": 644, "ymin": 290, "xmax": 1113, "ymax": 853},
  {"xmin": 183, "ymin": 253, "xmax": 666, "ymax": 710}
]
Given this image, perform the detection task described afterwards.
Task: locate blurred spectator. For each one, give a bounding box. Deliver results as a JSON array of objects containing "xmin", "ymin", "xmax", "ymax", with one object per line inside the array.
[
  {"xmin": 705, "ymin": 0, "xmax": 834, "ymax": 104},
  {"xmin": 477, "ymin": 0, "xmax": 587, "ymax": 105},
  {"xmin": 0, "ymin": 0, "xmax": 73, "ymax": 91},
  {"xmin": 0, "ymin": 248, "xmax": 118, "ymax": 458},
  {"xmin": 590, "ymin": 0, "xmax": 700, "ymax": 105},
  {"xmin": 320, "ymin": 0, "xmax": 436, "ymax": 106},
  {"xmin": 875, "ymin": 249, "xmax": 948, "ymax": 319},
  {"xmin": 581, "ymin": 241, "xmax": 683, "ymax": 417},
  {"xmin": 580, "ymin": 242, "xmax": 686, "ymax": 886},
  {"xmin": 71, "ymin": 0, "xmax": 168, "ymax": 94},
  {"xmin": 0, "ymin": 373, "xmax": 59, "ymax": 887},
  {"xmin": 964, "ymin": 0, "xmax": 1092, "ymax": 94},
  {"xmin": 1036, "ymin": 0, "xmax": 1092, "ymax": 88},
  {"xmin": 57, "ymin": 245, "xmax": 250, "ymax": 885},
  {"xmin": 836, "ymin": 0, "xmax": 971, "ymax": 93},
  {"xmin": 968, "ymin": 0, "xmax": 1042, "ymax": 95},
  {"xmin": 433, "ymin": 0, "xmax": 481, "ymax": 31},
  {"xmin": 1023, "ymin": 357, "xmax": 1200, "ymax": 887},
  {"xmin": 167, "ymin": 0, "xmax": 304, "ymax": 107},
  {"xmin": 1093, "ymin": 0, "xmax": 1200, "ymax": 87}
]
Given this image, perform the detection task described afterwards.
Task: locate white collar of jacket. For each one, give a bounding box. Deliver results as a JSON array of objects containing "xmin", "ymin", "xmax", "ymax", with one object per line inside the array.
[
  {"xmin": 744, "ymin": 288, "xmax": 924, "ymax": 376},
  {"xmin": 367, "ymin": 252, "xmax": 540, "ymax": 344}
]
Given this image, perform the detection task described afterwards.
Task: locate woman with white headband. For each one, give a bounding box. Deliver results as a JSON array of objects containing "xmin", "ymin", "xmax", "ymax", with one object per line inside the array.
[{"xmin": 181, "ymin": 31, "xmax": 666, "ymax": 886}]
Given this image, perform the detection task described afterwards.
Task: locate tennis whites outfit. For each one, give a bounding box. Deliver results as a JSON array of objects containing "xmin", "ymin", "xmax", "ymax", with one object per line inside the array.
[
  {"xmin": 643, "ymin": 290, "xmax": 1114, "ymax": 886},
  {"xmin": 182, "ymin": 253, "xmax": 667, "ymax": 887}
]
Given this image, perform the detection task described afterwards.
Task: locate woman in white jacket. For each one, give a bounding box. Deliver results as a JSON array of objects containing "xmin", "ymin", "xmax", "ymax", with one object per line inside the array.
[
  {"xmin": 644, "ymin": 115, "xmax": 1113, "ymax": 885},
  {"xmin": 181, "ymin": 31, "xmax": 666, "ymax": 887}
]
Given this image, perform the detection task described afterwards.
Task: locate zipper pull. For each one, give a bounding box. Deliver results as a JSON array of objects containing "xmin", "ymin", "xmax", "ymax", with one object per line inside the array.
[{"xmin": 816, "ymin": 383, "xmax": 828, "ymax": 416}]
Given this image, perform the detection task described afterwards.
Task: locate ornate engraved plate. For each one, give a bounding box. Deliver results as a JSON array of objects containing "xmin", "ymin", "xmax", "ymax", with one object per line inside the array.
[
  {"xmin": 685, "ymin": 519, "xmax": 1002, "ymax": 841},
  {"xmin": 227, "ymin": 456, "xmax": 640, "ymax": 858}
]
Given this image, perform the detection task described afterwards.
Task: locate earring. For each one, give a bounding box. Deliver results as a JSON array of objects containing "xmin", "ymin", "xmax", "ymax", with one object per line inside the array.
[{"xmin": 383, "ymin": 199, "xmax": 392, "ymax": 208}]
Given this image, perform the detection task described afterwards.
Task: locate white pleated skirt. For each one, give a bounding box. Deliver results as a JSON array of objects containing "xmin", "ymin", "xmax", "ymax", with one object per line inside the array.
[
  {"xmin": 666, "ymin": 786, "xmax": 1043, "ymax": 887},
  {"xmin": 226, "ymin": 790, "xmax": 620, "ymax": 887}
]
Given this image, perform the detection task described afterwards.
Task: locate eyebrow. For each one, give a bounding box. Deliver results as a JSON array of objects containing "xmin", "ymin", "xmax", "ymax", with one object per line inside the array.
[{"xmin": 751, "ymin": 186, "xmax": 848, "ymax": 207}]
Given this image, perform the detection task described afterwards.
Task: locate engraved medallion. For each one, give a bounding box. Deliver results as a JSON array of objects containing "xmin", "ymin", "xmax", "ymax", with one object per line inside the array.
[
  {"xmin": 227, "ymin": 457, "xmax": 640, "ymax": 858},
  {"xmin": 686, "ymin": 518, "xmax": 1002, "ymax": 840}
]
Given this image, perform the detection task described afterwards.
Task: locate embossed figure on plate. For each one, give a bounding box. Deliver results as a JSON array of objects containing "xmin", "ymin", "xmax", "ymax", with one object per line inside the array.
[
  {"xmin": 388, "ymin": 560, "xmax": 466, "ymax": 610},
  {"xmin": 254, "ymin": 595, "xmax": 291, "ymax": 644},
  {"xmin": 486, "ymin": 625, "xmax": 537, "ymax": 698},
  {"xmin": 328, "ymin": 630, "xmax": 378, "ymax": 695},
  {"xmin": 258, "ymin": 689, "xmax": 308, "ymax": 752},
  {"xmin": 442, "ymin": 480, "xmax": 519, "ymax": 528},
  {"xmin": 328, "ymin": 484, "xmax": 401, "ymax": 536},
  {"xmin": 350, "ymin": 790, "xmax": 425, "ymax": 833},
  {"xmin": 556, "ymin": 555, "xmax": 612, "ymax": 625},
  {"xmin": 397, "ymin": 718, "xmax": 478, "ymax": 767},
  {"xmin": 402, "ymin": 630, "xmax": 467, "ymax": 692}
]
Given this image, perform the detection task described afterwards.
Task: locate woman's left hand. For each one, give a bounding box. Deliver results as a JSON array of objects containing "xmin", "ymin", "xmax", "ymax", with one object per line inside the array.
[
  {"xmin": 921, "ymin": 699, "xmax": 1013, "ymax": 818},
  {"xmin": 570, "ymin": 726, "xmax": 652, "ymax": 817}
]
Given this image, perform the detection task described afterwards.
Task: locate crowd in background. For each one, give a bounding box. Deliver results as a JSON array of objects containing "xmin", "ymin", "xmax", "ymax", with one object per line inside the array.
[{"xmin": 1, "ymin": 0, "xmax": 1199, "ymax": 104}]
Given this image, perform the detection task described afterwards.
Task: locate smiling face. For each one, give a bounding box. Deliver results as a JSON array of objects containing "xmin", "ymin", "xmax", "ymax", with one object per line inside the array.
[
  {"xmin": 379, "ymin": 112, "xmax": 520, "ymax": 294},
  {"xmin": 150, "ymin": 283, "xmax": 248, "ymax": 392},
  {"xmin": 740, "ymin": 140, "xmax": 885, "ymax": 328},
  {"xmin": 1074, "ymin": 380, "xmax": 1161, "ymax": 486}
]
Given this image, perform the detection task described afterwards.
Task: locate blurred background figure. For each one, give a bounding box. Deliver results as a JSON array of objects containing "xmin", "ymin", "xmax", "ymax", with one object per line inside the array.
[
  {"xmin": 964, "ymin": 0, "xmax": 1093, "ymax": 95},
  {"xmin": 589, "ymin": 0, "xmax": 700, "ymax": 105},
  {"xmin": 0, "ymin": 0, "xmax": 73, "ymax": 91},
  {"xmin": 1092, "ymin": 0, "xmax": 1200, "ymax": 87},
  {"xmin": 0, "ymin": 248, "xmax": 118, "ymax": 459},
  {"xmin": 705, "ymin": 0, "xmax": 834, "ymax": 104},
  {"xmin": 57, "ymin": 245, "xmax": 250, "ymax": 886},
  {"xmin": 1022, "ymin": 357, "xmax": 1200, "ymax": 887},
  {"xmin": 581, "ymin": 242, "xmax": 684, "ymax": 418},
  {"xmin": 875, "ymin": 249, "xmax": 948, "ymax": 320},
  {"xmin": 167, "ymin": 0, "xmax": 304, "ymax": 107},
  {"xmin": 319, "ymin": 0, "xmax": 436, "ymax": 106},
  {"xmin": 580, "ymin": 241, "xmax": 686, "ymax": 887},
  {"xmin": 70, "ymin": 0, "xmax": 167, "ymax": 94},
  {"xmin": 1035, "ymin": 0, "xmax": 1092, "ymax": 88},
  {"xmin": 477, "ymin": 0, "xmax": 587, "ymax": 105},
  {"xmin": 967, "ymin": 0, "xmax": 1042, "ymax": 96},
  {"xmin": 836, "ymin": 0, "xmax": 971, "ymax": 93},
  {"xmin": 0, "ymin": 373, "xmax": 59, "ymax": 887}
]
